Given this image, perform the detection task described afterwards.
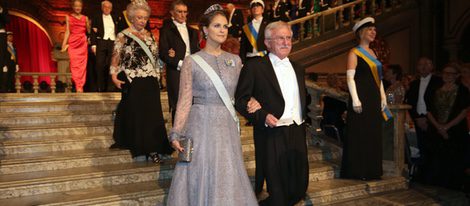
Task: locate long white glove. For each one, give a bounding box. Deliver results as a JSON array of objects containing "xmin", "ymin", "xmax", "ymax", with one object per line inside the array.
[
  {"xmin": 380, "ymin": 81, "xmax": 387, "ymax": 111},
  {"xmin": 15, "ymin": 64, "xmax": 19, "ymax": 72},
  {"xmin": 2, "ymin": 66, "xmax": 7, "ymax": 73},
  {"xmin": 346, "ymin": 69, "xmax": 362, "ymax": 113}
]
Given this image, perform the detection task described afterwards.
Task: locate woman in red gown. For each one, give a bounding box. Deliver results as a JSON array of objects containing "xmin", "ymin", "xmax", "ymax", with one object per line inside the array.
[{"xmin": 61, "ymin": 0, "xmax": 89, "ymax": 93}]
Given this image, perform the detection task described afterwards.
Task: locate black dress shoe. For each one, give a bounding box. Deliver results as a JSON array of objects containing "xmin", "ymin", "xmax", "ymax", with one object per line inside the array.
[
  {"xmin": 148, "ymin": 154, "xmax": 163, "ymax": 164},
  {"xmin": 109, "ymin": 143, "xmax": 124, "ymax": 149}
]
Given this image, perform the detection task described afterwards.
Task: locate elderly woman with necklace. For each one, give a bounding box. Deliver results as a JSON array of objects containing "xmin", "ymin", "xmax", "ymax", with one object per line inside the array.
[{"xmin": 110, "ymin": 0, "xmax": 173, "ymax": 162}]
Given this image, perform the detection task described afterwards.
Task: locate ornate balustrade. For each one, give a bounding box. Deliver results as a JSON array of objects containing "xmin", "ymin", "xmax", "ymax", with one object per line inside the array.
[
  {"xmin": 288, "ymin": 0, "xmax": 403, "ymax": 45},
  {"xmin": 15, "ymin": 72, "xmax": 72, "ymax": 93}
]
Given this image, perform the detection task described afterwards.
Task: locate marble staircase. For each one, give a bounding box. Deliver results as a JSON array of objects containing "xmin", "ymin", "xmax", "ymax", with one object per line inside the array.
[{"xmin": 0, "ymin": 93, "xmax": 465, "ymax": 205}]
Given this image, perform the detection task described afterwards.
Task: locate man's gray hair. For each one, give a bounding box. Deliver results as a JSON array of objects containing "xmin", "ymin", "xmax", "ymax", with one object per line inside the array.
[
  {"xmin": 264, "ymin": 21, "xmax": 292, "ymax": 39},
  {"xmin": 127, "ymin": 2, "xmax": 151, "ymax": 22},
  {"xmin": 101, "ymin": 0, "xmax": 112, "ymax": 7}
]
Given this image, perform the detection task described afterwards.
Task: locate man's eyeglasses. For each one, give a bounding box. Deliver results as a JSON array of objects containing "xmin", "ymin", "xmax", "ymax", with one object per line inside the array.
[{"xmin": 268, "ymin": 36, "xmax": 292, "ymax": 42}]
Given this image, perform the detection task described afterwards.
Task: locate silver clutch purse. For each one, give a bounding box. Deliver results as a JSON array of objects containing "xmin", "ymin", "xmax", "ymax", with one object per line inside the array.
[{"xmin": 178, "ymin": 137, "xmax": 193, "ymax": 162}]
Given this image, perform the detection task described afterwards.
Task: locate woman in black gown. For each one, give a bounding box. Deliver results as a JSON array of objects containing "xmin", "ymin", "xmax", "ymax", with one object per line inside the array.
[
  {"xmin": 425, "ymin": 63, "xmax": 469, "ymax": 190},
  {"xmin": 341, "ymin": 17, "xmax": 386, "ymax": 180},
  {"xmin": 110, "ymin": 1, "xmax": 173, "ymax": 162}
]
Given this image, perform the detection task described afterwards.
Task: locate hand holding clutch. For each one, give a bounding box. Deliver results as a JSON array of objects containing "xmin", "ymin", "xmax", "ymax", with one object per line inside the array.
[{"xmin": 178, "ymin": 137, "xmax": 193, "ymax": 162}]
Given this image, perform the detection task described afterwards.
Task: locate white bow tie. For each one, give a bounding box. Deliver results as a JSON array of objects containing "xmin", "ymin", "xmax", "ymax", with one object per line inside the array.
[{"xmin": 275, "ymin": 58, "xmax": 290, "ymax": 67}]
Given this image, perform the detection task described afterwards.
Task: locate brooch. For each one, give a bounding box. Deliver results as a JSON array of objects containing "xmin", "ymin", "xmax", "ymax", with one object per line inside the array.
[{"xmin": 225, "ymin": 59, "xmax": 235, "ymax": 67}]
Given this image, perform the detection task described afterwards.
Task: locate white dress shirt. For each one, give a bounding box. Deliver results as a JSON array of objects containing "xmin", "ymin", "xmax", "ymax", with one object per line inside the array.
[
  {"xmin": 269, "ymin": 53, "xmax": 303, "ymax": 126},
  {"xmin": 228, "ymin": 9, "xmax": 235, "ymax": 27},
  {"xmin": 417, "ymin": 74, "xmax": 432, "ymax": 115},
  {"xmin": 173, "ymin": 19, "xmax": 191, "ymax": 69},
  {"xmin": 247, "ymin": 17, "xmax": 263, "ymax": 57},
  {"xmin": 102, "ymin": 14, "xmax": 116, "ymax": 41}
]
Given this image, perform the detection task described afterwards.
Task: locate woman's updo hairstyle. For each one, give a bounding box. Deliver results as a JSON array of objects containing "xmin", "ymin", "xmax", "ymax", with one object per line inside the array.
[
  {"xmin": 71, "ymin": 0, "xmax": 83, "ymax": 6},
  {"xmin": 199, "ymin": 4, "xmax": 227, "ymax": 38}
]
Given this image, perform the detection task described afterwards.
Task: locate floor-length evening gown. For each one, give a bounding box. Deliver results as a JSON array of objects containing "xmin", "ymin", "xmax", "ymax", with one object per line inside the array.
[
  {"xmin": 167, "ymin": 50, "xmax": 258, "ymax": 206},
  {"xmin": 111, "ymin": 30, "xmax": 173, "ymax": 157},
  {"xmin": 67, "ymin": 15, "xmax": 88, "ymax": 91},
  {"xmin": 341, "ymin": 55, "xmax": 383, "ymax": 180}
]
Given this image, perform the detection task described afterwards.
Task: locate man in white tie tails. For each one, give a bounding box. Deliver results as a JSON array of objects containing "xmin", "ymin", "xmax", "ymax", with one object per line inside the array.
[
  {"xmin": 91, "ymin": 0, "xmax": 118, "ymax": 92},
  {"xmin": 159, "ymin": 0, "xmax": 199, "ymax": 123},
  {"xmin": 235, "ymin": 21, "xmax": 309, "ymax": 206}
]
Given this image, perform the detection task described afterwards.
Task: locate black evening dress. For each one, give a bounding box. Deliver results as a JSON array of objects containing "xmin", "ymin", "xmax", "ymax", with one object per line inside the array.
[
  {"xmin": 424, "ymin": 85, "xmax": 469, "ymax": 189},
  {"xmin": 341, "ymin": 56, "xmax": 383, "ymax": 180},
  {"xmin": 111, "ymin": 30, "xmax": 173, "ymax": 157}
]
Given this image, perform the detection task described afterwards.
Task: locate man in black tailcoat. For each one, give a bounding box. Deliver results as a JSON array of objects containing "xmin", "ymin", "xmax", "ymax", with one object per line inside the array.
[
  {"xmin": 91, "ymin": 0, "xmax": 119, "ymax": 92},
  {"xmin": 404, "ymin": 57, "xmax": 443, "ymax": 183},
  {"xmin": 159, "ymin": 0, "xmax": 199, "ymax": 123},
  {"xmin": 0, "ymin": 2, "xmax": 10, "ymax": 93},
  {"xmin": 226, "ymin": 3, "xmax": 244, "ymax": 38},
  {"xmin": 236, "ymin": 21, "xmax": 309, "ymax": 206}
]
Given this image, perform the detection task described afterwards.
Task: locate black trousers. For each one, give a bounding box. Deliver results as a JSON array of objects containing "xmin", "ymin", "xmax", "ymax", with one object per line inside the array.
[
  {"xmin": 95, "ymin": 39, "xmax": 114, "ymax": 92},
  {"xmin": 259, "ymin": 124, "xmax": 309, "ymax": 206},
  {"xmin": 4, "ymin": 61, "xmax": 16, "ymax": 92},
  {"xmin": 0, "ymin": 33, "xmax": 8, "ymax": 92},
  {"xmin": 166, "ymin": 68, "xmax": 180, "ymax": 124}
]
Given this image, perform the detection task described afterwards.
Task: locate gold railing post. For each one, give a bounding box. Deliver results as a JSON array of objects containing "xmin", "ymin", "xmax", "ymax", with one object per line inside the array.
[
  {"xmin": 32, "ymin": 75, "xmax": 39, "ymax": 93},
  {"xmin": 15, "ymin": 74, "xmax": 21, "ymax": 93},
  {"xmin": 67, "ymin": 75, "xmax": 73, "ymax": 93},
  {"xmin": 371, "ymin": 0, "xmax": 376, "ymax": 15},
  {"xmin": 50, "ymin": 75, "xmax": 56, "ymax": 93},
  {"xmin": 361, "ymin": 1, "xmax": 366, "ymax": 18},
  {"xmin": 313, "ymin": 16, "xmax": 318, "ymax": 37},
  {"xmin": 339, "ymin": 8, "xmax": 344, "ymax": 28},
  {"xmin": 350, "ymin": 6, "xmax": 354, "ymax": 24},
  {"xmin": 320, "ymin": 15, "xmax": 325, "ymax": 36}
]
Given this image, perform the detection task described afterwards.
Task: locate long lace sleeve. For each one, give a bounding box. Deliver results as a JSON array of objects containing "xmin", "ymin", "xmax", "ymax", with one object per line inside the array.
[
  {"xmin": 168, "ymin": 56, "xmax": 193, "ymax": 142},
  {"xmin": 110, "ymin": 32, "xmax": 126, "ymax": 75}
]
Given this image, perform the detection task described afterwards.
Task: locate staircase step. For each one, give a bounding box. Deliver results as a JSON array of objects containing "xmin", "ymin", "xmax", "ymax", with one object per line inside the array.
[
  {"xmin": 0, "ymin": 100, "xmax": 120, "ymax": 114},
  {"xmin": 0, "ymin": 111, "xmax": 171, "ymax": 127},
  {"xmin": 0, "ymin": 135, "xmax": 114, "ymax": 155},
  {"xmin": 0, "ymin": 176, "xmax": 408, "ymax": 205},
  {"xmin": 0, "ymin": 122, "xmax": 114, "ymax": 139},
  {"xmin": 0, "ymin": 162, "xmax": 175, "ymax": 199},
  {"xmin": 0, "ymin": 93, "xmax": 123, "ymax": 102},
  {"xmin": 0, "ymin": 112, "xmax": 113, "ymax": 127},
  {"xmin": 0, "ymin": 149, "xmax": 132, "ymax": 174},
  {"xmin": 0, "ymin": 181, "xmax": 169, "ymax": 206},
  {"xmin": 243, "ymin": 146, "xmax": 341, "ymax": 170},
  {"xmin": 302, "ymin": 177, "xmax": 408, "ymax": 205}
]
